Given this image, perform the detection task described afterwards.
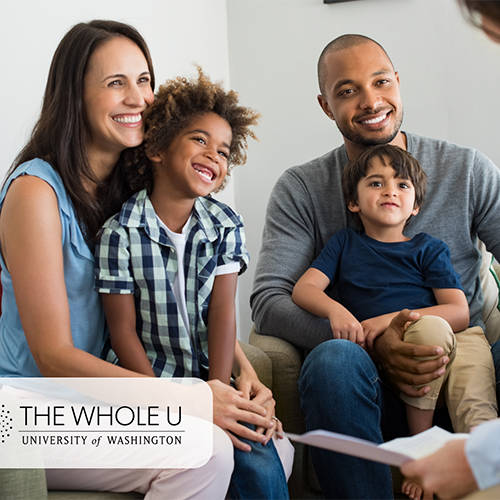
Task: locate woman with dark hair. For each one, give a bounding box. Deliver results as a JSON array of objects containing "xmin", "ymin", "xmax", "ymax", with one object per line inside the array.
[
  {"xmin": 459, "ymin": 0, "xmax": 500, "ymax": 42},
  {"xmin": 0, "ymin": 20, "xmax": 281, "ymax": 498}
]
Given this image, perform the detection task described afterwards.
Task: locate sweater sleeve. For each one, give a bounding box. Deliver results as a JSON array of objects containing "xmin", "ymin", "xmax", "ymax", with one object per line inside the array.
[
  {"xmin": 471, "ymin": 149, "xmax": 500, "ymax": 261},
  {"xmin": 250, "ymin": 170, "xmax": 333, "ymax": 350}
]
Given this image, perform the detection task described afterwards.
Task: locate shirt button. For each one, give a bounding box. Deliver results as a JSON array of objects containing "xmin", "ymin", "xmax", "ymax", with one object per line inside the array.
[{"xmin": 171, "ymin": 248, "xmax": 175, "ymax": 253}]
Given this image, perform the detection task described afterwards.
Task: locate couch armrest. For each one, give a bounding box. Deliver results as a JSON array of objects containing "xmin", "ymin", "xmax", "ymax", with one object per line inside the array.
[
  {"xmin": 248, "ymin": 327, "xmax": 305, "ymax": 435},
  {"xmin": 238, "ymin": 340, "xmax": 272, "ymax": 390}
]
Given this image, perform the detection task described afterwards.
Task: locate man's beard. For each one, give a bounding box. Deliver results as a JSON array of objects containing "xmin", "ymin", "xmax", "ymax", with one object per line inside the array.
[{"xmin": 337, "ymin": 109, "xmax": 404, "ymax": 147}]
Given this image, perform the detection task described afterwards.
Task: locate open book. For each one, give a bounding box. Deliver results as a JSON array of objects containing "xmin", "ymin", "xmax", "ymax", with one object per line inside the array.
[{"xmin": 286, "ymin": 425, "xmax": 469, "ymax": 467}]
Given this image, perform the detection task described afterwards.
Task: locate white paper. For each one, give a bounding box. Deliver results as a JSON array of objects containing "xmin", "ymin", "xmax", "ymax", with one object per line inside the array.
[
  {"xmin": 379, "ymin": 426, "xmax": 469, "ymax": 460},
  {"xmin": 286, "ymin": 426, "xmax": 469, "ymax": 467}
]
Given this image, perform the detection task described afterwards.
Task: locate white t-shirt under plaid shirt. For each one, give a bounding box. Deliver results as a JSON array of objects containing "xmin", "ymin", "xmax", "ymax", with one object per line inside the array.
[{"xmin": 94, "ymin": 189, "xmax": 250, "ymax": 378}]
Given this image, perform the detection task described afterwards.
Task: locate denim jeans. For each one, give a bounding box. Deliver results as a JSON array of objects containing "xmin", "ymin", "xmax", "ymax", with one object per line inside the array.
[
  {"xmin": 298, "ymin": 339, "xmax": 411, "ymax": 500},
  {"xmin": 228, "ymin": 422, "xmax": 289, "ymax": 500}
]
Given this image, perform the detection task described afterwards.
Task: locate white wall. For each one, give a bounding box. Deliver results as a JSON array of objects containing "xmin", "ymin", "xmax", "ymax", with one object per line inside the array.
[
  {"xmin": 0, "ymin": 0, "xmax": 231, "ymax": 173},
  {"xmin": 226, "ymin": 0, "xmax": 500, "ymax": 341},
  {"xmin": 2, "ymin": 0, "xmax": 500, "ymax": 342}
]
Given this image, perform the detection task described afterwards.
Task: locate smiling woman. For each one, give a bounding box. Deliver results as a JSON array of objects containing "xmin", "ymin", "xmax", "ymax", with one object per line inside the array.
[
  {"xmin": 83, "ymin": 36, "xmax": 154, "ymax": 177},
  {"xmin": 0, "ymin": 19, "xmax": 236, "ymax": 498}
]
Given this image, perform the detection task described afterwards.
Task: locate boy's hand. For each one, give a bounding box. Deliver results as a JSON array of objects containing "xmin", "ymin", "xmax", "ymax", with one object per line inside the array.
[
  {"xmin": 361, "ymin": 313, "xmax": 395, "ymax": 351},
  {"xmin": 329, "ymin": 309, "xmax": 364, "ymax": 346},
  {"xmin": 372, "ymin": 310, "xmax": 449, "ymax": 397}
]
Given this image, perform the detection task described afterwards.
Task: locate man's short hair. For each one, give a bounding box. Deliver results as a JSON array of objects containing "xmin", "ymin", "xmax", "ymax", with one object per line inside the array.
[
  {"xmin": 342, "ymin": 144, "xmax": 427, "ymax": 228},
  {"xmin": 317, "ymin": 34, "xmax": 394, "ymax": 95}
]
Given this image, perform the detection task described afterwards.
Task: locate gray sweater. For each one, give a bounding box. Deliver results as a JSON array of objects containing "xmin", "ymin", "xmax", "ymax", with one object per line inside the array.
[{"xmin": 250, "ymin": 132, "xmax": 500, "ymax": 350}]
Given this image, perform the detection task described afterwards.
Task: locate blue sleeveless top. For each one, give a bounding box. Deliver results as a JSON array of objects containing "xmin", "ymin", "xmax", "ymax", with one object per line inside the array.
[{"xmin": 0, "ymin": 159, "xmax": 106, "ymax": 377}]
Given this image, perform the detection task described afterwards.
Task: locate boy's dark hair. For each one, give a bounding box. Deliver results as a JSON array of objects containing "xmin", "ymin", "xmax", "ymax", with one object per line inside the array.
[
  {"xmin": 125, "ymin": 66, "xmax": 260, "ymax": 193},
  {"xmin": 342, "ymin": 144, "xmax": 427, "ymax": 228}
]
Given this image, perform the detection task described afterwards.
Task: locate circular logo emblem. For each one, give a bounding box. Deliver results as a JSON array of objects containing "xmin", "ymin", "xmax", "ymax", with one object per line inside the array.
[{"xmin": 0, "ymin": 404, "xmax": 13, "ymax": 443}]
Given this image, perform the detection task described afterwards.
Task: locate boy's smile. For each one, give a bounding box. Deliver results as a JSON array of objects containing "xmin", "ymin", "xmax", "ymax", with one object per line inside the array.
[
  {"xmin": 150, "ymin": 112, "xmax": 232, "ymax": 202},
  {"xmin": 348, "ymin": 156, "xmax": 419, "ymax": 241}
]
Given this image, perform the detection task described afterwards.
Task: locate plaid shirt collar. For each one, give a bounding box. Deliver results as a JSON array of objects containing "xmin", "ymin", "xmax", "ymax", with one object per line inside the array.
[{"xmin": 118, "ymin": 189, "xmax": 241, "ymax": 245}]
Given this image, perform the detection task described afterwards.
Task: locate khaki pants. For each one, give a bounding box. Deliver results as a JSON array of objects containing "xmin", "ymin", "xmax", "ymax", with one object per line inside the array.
[{"xmin": 400, "ymin": 316, "xmax": 497, "ymax": 433}]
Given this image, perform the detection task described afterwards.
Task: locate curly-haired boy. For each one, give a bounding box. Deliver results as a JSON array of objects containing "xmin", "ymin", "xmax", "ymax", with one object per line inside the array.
[
  {"xmin": 94, "ymin": 69, "xmax": 292, "ymax": 499},
  {"xmin": 95, "ymin": 66, "xmax": 258, "ymax": 383}
]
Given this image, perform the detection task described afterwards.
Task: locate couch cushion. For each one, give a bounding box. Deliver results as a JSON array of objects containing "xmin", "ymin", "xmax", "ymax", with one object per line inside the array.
[{"xmin": 0, "ymin": 469, "xmax": 48, "ymax": 500}]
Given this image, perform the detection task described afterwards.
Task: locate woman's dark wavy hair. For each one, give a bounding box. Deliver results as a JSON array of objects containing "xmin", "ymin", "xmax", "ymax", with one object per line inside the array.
[
  {"xmin": 124, "ymin": 66, "xmax": 259, "ymax": 193},
  {"xmin": 6, "ymin": 20, "xmax": 155, "ymax": 241},
  {"xmin": 459, "ymin": 0, "xmax": 500, "ymax": 29},
  {"xmin": 342, "ymin": 144, "xmax": 427, "ymax": 228}
]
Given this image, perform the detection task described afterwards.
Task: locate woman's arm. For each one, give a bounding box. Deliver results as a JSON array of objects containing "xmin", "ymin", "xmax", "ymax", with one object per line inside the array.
[
  {"xmin": 209, "ymin": 378, "xmax": 272, "ymax": 451},
  {"xmin": 207, "ymin": 272, "xmax": 237, "ymax": 384},
  {"xmin": 101, "ymin": 293, "xmax": 155, "ymax": 376},
  {"xmin": 0, "ymin": 176, "xmax": 142, "ymax": 378}
]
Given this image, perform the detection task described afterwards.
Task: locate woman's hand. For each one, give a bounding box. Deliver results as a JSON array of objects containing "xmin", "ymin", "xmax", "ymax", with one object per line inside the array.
[
  {"xmin": 234, "ymin": 368, "xmax": 283, "ymax": 443},
  {"xmin": 208, "ymin": 379, "xmax": 273, "ymax": 451},
  {"xmin": 400, "ymin": 439, "xmax": 476, "ymax": 499},
  {"xmin": 230, "ymin": 342, "xmax": 282, "ymax": 444}
]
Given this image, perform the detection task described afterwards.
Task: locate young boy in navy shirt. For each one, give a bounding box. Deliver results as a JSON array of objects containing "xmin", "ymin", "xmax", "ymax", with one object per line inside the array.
[{"xmin": 293, "ymin": 144, "xmax": 496, "ymax": 500}]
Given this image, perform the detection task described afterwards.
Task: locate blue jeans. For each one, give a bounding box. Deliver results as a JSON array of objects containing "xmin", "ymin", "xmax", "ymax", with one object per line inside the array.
[
  {"xmin": 298, "ymin": 339, "xmax": 411, "ymax": 500},
  {"xmin": 228, "ymin": 423, "xmax": 289, "ymax": 500}
]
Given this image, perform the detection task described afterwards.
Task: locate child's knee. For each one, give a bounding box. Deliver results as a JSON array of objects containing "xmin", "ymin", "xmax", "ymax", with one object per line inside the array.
[{"xmin": 404, "ymin": 315, "xmax": 456, "ymax": 360}]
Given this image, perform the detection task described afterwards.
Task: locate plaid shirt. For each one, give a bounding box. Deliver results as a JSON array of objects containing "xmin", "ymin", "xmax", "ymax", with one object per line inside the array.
[{"xmin": 94, "ymin": 189, "xmax": 249, "ymax": 378}]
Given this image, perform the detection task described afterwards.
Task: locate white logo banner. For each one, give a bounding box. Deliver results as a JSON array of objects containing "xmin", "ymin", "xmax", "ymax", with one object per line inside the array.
[{"xmin": 0, "ymin": 378, "xmax": 213, "ymax": 469}]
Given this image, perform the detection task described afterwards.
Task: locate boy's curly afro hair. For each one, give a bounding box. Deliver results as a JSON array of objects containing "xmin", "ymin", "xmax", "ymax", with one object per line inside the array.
[{"xmin": 124, "ymin": 66, "xmax": 260, "ymax": 193}]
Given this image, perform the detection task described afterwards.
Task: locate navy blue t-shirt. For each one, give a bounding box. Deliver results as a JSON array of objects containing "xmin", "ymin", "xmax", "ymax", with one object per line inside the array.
[{"xmin": 311, "ymin": 228, "xmax": 463, "ymax": 322}]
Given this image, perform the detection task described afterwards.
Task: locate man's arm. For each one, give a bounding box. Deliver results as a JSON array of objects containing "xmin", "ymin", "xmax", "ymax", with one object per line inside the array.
[
  {"xmin": 251, "ymin": 172, "xmax": 333, "ymax": 350},
  {"xmin": 363, "ymin": 288, "xmax": 469, "ymax": 350}
]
